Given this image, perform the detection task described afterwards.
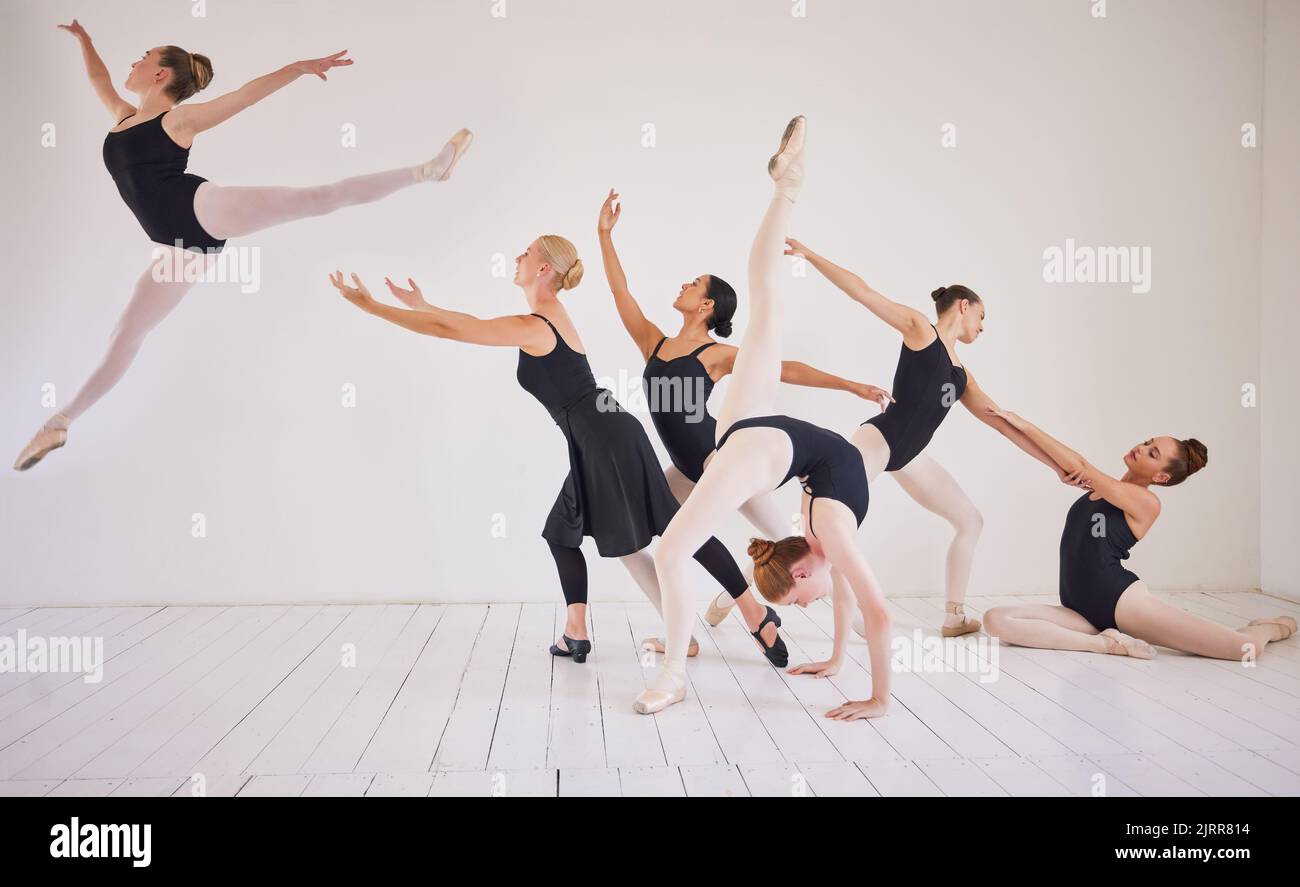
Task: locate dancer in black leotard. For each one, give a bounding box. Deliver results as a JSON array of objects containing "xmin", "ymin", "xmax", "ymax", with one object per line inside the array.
[
  {"xmin": 864, "ymin": 324, "xmax": 967, "ymax": 472},
  {"xmin": 787, "ymin": 244, "xmax": 1074, "ymax": 639},
  {"xmin": 15, "ymin": 20, "xmax": 471, "ymax": 471},
  {"xmin": 1056, "ymin": 493, "xmax": 1140, "ymax": 633},
  {"xmin": 595, "ymin": 190, "xmax": 888, "ymax": 663},
  {"xmin": 981, "ymin": 414, "xmax": 1296, "ymax": 660},
  {"xmin": 716, "ymin": 416, "xmax": 869, "ymax": 530},
  {"xmin": 102, "ymin": 109, "xmax": 226, "ymax": 253},
  {"xmin": 637, "ymin": 116, "xmax": 893, "ymax": 719},
  {"xmin": 330, "ymin": 235, "xmax": 753, "ymax": 662}
]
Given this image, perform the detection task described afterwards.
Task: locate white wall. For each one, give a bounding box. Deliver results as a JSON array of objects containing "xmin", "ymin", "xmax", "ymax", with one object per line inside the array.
[
  {"xmin": 0, "ymin": 0, "xmax": 1269, "ymax": 605},
  {"xmin": 1260, "ymin": 0, "xmax": 1299, "ymax": 602}
]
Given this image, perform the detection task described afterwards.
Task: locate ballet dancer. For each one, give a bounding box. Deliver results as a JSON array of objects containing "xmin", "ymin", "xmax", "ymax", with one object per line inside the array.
[
  {"xmin": 328, "ymin": 236, "xmax": 757, "ymax": 662},
  {"xmin": 784, "ymin": 246, "xmax": 1075, "ymax": 638},
  {"xmin": 596, "ymin": 189, "xmax": 891, "ymax": 667},
  {"xmin": 634, "ymin": 116, "xmax": 893, "ymax": 719},
  {"xmin": 14, "ymin": 20, "xmax": 472, "ymax": 470},
  {"xmin": 980, "ymin": 416, "xmax": 1295, "ymax": 659}
]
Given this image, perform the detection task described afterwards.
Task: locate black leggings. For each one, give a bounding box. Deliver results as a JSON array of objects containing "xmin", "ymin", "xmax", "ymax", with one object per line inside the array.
[{"xmin": 548, "ymin": 537, "xmax": 748, "ymax": 607}]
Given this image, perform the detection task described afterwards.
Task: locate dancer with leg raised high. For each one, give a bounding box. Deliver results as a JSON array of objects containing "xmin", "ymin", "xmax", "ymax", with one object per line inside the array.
[
  {"xmin": 635, "ymin": 116, "xmax": 892, "ymax": 719},
  {"xmin": 329, "ymin": 237, "xmax": 755, "ymax": 663},
  {"xmin": 595, "ymin": 190, "xmax": 890, "ymax": 667},
  {"xmin": 15, "ymin": 20, "xmax": 471, "ymax": 470}
]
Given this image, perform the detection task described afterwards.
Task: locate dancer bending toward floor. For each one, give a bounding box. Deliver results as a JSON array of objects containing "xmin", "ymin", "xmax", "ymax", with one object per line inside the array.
[
  {"xmin": 634, "ymin": 116, "xmax": 893, "ymax": 719},
  {"xmin": 786, "ymin": 244, "xmax": 1077, "ymax": 638},
  {"xmin": 982, "ymin": 416, "xmax": 1295, "ymax": 660},
  {"xmin": 329, "ymin": 236, "xmax": 755, "ymax": 662},
  {"xmin": 596, "ymin": 189, "xmax": 891, "ymax": 667},
  {"xmin": 15, "ymin": 20, "xmax": 471, "ymax": 470}
]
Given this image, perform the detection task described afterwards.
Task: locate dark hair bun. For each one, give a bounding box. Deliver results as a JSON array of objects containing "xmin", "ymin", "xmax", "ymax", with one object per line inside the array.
[
  {"xmin": 1184, "ymin": 438, "xmax": 1208, "ymax": 475},
  {"xmin": 931, "ymin": 286, "xmax": 948, "ymax": 302},
  {"xmin": 711, "ymin": 319, "xmax": 733, "ymax": 338},
  {"xmin": 747, "ymin": 538, "xmax": 776, "ymax": 567}
]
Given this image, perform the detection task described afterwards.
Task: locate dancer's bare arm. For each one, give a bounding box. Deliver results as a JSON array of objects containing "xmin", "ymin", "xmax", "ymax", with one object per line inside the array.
[
  {"xmin": 58, "ymin": 20, "xmax": 135, "ymax": 121},
  {"xmin": 597, "ymin": 190, "xmax": 665, "ymax": 359},
  {"xmin": 173, "ymin": 51, "xmax": 352, "ymax": 136},
  {"xmin": 962, "ymin": 370, "xmax": 1072, "ymax": 479},
  {"xmin": 330, "ymin": 272, "xmax": 553, "ymax": 350},
  {"xmin": 816, "ymin": 510, "xmax": 892, "ymax": 720},
  {"xmin": 785, "ymin": 238, "xmax": 930, "ymax": 348},
  {"xmin": 988, "ymin": 407, "xmax": 1160, "ymax": 531}
]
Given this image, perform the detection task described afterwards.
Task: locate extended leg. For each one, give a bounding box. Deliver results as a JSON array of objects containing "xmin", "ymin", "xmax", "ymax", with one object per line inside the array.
[
  {"xmin": 1115, "ymin": 582, "xmax": 1294, "ymax": 661},
  {"xmin": 715, "ymin": 118, "xmax": 804, "ymax": 436},
  {"xmin": 14, "ymin": 253, "xmax": 200, "ymax": 470},
  {"xmin": 191, "ymin": 130, "xmax": 470, "ymax": 240},
  {"xmin": 635, "ymin": 428, "xmax": 788, "ymax": 712},
  {"xmin": 891, "ymin": 454, "xmax": 984, "ymax": 636}
]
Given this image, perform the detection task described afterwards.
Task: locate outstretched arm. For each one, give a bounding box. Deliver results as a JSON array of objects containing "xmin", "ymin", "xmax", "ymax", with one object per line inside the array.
[
  {"xmin": 329, "ymin": 272, "xmax": 552, "ymax": 350},
  {"xmin": 961, "ymin": 370, "xmax": 1068, "ymax": 478},
  {"xmin": 597, "ymin": 190, "xmax": 665, "ymax": 359},
  {"xmin": 785, "ymin": 238, "xmax": 930, "ymax": 346},
  {"xmin": 171, "ymin": 51, "xmax": 352, "ymax": 136},
  {"xmin": 713, "ymin": 349, "xmax": 892, "ymax": 409},
  {"xmin": 780, "ymin": 360, "xmax": 892, "ymax": 409},
  {"xmin": 58, "ymin": 20, "xmax": 135, "ymax": 121},
  {"xmin": 988, "ymin": 406, "xmax": 1161, "ymax": 527}
]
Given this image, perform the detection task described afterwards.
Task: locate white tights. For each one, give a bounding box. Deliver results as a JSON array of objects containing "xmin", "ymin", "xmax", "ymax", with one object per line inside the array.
[{"xmin": 54, "ymin": 160, "xmax": 448, "ymax": 426}]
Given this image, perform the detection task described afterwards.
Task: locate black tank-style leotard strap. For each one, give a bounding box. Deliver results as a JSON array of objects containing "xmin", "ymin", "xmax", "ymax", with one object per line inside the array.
[
  {"xmin": 649, "ymin": 337, "xmax": 668, "ymax": 360},
  {"xmin": 689, "ymin": 341, "xmax": 718, "ymax": 358},
  {"xmin": 530, "ymin": 312, "xmax": 563, "ymax": 341}
]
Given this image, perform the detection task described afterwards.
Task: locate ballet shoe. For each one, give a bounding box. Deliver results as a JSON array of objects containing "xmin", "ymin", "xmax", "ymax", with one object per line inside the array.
[
  {"xmin": 1100, "ymin": 628, "xmax": 1157, "ymax": 660},
  {"xmin": 704, "ymin": 594, "xmax": 736, "ymax": 627},
  {"xmin": 13, "ymin": 425, "xmax": 68, "ymax": 471},
  {"xmin": 942, "ymin": 603, "xmax": 982, "ymax": 638},
  {"xmin": 549, "ymin": 634, "xmax": 592, "ymax": 663},
  {"xmin": 414, "ymin": 128, "xmax": 474, "ymax": 182},
  {"xmin": 640, "ymin": 636, "xmax": 700, "ymax": 658},
  {"xmin": 767, "ymin": 115, "xmax": 806, "ymax": 198},
  {"xmin": 1249, "ymin": 617, "xmax": 1297, "ymax": 641},
  {"xmin": 633, "ymin": 683, "xmax": 686, "ymax": 715}
]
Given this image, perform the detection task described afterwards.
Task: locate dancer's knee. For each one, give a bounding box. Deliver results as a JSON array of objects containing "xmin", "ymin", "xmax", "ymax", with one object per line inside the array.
[
  {"xmin": 983, "ymin": 606, "xmax": 1010, "ymax": 638},
  {"xmin": 656, "ymin": 523, "xmax": 702, "ymax": 569},
  {"xmin": 953, "ymin": 504, "xmax": 983, "ymax": 539}
]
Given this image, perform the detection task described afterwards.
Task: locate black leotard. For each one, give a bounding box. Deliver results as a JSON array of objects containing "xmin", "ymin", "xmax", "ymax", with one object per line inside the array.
[
  {"xmin": 642, "ymin": 337, "xmax": 718, "ymax": 483},
  {"xmin": 863, "ymin": 325, "xmax": 966, "ymax": 471},
  {"xmin": 1058, "ymin": 493, "xmax": 1141, "ymax": 631},
  {"xmin": 517, "ymin": 314, "xmax": 681, "ymax": 557},
  {"xmin": 102, "ymin": 111, "xmax": 226, "ymax": 253},
  {"xmin": 717, "ymin": 415, "xmax": 869, "ymax": 531}
]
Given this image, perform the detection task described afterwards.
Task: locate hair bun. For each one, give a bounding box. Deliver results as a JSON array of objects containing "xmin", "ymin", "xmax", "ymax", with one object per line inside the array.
[
  {"xmin": 931, "ymin": 286, "xmax": 948, "ymax": 302},
  {"xmin": 747, "ymin": 538, "xmax": 776, "ymax": 567},
  {"xmin": 1183, "ymin": 438, "xmax": 1208, "ymax": 475},
  {"xmin": 189, "ymin": 52, "xmax": 214, "ymax": 91},
  {"xmin": 712, "ymin": 319, "xmax": 733, "ymax": 338},
  {"xmin": 562, "ymin": 258, "xmax": 584, "ymax": 290}
]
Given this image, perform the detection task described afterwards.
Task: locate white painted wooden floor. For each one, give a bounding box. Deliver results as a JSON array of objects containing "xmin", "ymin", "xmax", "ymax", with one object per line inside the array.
[{"xmin": 2, "ymin": 591, "xmax": 1298, "ymax": 798}]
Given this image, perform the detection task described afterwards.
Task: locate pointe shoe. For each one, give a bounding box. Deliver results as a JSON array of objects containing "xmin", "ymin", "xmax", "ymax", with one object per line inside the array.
[
  {"xmin": 942, "ymin": 602, "xmax": 982, "ymax": 638},
  {"xmin": 549, "ymin": 634, "xmax": 592, "ymax": 663},
  {"xmin": 640, "ymin": 637, "xmax": 700, "ymax": 658},
  {"xmin": 414, "ymin": 128, "xmax": 474, "ymax": 182},
  {"xmin": 1249, "ymin": 617, "xmax": 1297, "ymax": 641},
  {"xmin": 704, "ymin": 594, "xmax": 735, "ymax": 626},
  {"xmin": 767, "ymin": 115, "xmax": 806, "ymax": 196},
  {"xmin": 1100, "ymin": 628, "xmax": 1157, "ymax": 660},
  {"xmin": 13, "ymin": 425, "xmax": 68, "ymax": 471},
  {"xmin": 633, "ymin": 683, "xmax": 686, "ymax": 715}
]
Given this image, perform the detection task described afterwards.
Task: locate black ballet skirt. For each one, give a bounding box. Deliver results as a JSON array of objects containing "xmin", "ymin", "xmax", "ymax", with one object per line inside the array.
[{"xmin": 518, "ymin": 315, "xmax": 680, "ymax": 557}]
